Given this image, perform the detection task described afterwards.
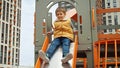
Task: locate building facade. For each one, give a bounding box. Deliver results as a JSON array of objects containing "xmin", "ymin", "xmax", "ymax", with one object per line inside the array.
[
  {"xmin": 102, "ymin": 0, "xmax": 120, "ymax": 34},
  {"xmin": 0, "ymin": 0, "xmax": 21, "ymax": 67}
]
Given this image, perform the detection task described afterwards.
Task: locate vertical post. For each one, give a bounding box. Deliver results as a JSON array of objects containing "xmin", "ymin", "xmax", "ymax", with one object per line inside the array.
[
  {"xmin": 93, "ymin": 43, "xmax": 97, "ymax": 68},
  {"xmin": 98, "ymin": 42, "xmax": 100, "ymax": 68},
  {"xmin": 102, "ymin": 58, "xmax": 105, "ymax": 68},
  {"xmin": 114, "ymin": 40, "xmax": 118, "ymax": 68},
  {"xmin": 105, "ymin": 41, "xmax": 108, "ymax": 68},
  {"xmin": 84, "ymin": 58, "xmax": 87, "ymax": 68},
  {"xmin": 86, "ymin": 51, "xmax": 94, "ymax": 68}
]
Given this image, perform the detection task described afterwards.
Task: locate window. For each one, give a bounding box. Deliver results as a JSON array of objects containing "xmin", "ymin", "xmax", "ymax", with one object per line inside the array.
[
  {"xmin": 108, "ymin": 16, "xmax": 111, "ymax": 20},
  {"xmin": 5, "ymin": 24, "xmax": 8, "ymax": 44},
  {"xmin": 6, "ymin": 3, "xmax": 9, "ymax": 22},
  {"xmin": 102, "ymin": 0, "xmax": 105, "ymax": 8},
  {"xmin": 113, "ymin": 0, "xmax": 117, "ymax": 7},
  {"xmin": 113, "ymin": 3, "xmax": 117, "ymax": 7},
  {"xmin": 113, "ymin": 0, "xmax": 116, "ymax": 3},
  {"xmin": 103, "ymin": 17, "xmax": 106, "ymax": 25},
  {"xmin": 108, "ymin": 20, "xmax": 112, "ymax": 23},
  {"xmin": 0, "ymin": 45, "xmax": 3, "ymax": 63},
  {"xmin": 12, "ymin": 48, "xmax": 14, "ymax": 65},
  {"xmin": 4, "ymin": 46, "xmax": 7, "ymax": 64},
  {"xmin": 107, "ymin": 0, "xmax": 110, "ymax": 3},
  {"xmin": 2, "ymin": 1, "xmax": 6, "ymax": 20},
  {"xmin": 107, "ymin": 3, "xmax": 110, "ymax": 8},
  {"xmin": 107, "ymin": 0, "xmax": 110, "ymax": 8},
  {"xmin": 1, "ymin": 22, "xmax": 5, "ymax": 43},
  {"xmin": 104, "ymin": 29, "xmax": 107, "ymax": 33},
  {"xmin": 11, "ymin": 0, "xmax": 13, "ymax": 3},
  {"xmin": 109, "ymin": 29, "xmax": 112, "ymax": 32},
  {"xmin": 114, "ymin": 15, "xmax": 118, "ymax": 25}
]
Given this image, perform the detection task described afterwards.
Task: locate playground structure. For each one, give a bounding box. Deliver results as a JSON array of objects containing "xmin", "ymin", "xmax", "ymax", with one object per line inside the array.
[{"xmin": 34, "ymin": 0, "xmax": 120, "ymax": 68}]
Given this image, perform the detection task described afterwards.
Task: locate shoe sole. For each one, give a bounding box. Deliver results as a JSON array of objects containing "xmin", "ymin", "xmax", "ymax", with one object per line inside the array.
[
  {"xmin": 62, "ymin": 53, "xmax": 73, "ymax": 63},
  {"xmin": 39, "ymin": 50, "xmax": 49, "ymax": 63},
  {"xmin": 62, "ymin": 62, "xmax": 71, "ymax": 68}
]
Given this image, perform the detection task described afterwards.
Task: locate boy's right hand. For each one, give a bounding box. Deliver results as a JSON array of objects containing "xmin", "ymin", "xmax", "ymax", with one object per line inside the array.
[
  {"xmin": 74, "ymin": 30, "xmax": 78, "ymax": 34},
  {"xmin": 47, "ymin": 32, "xmax": 51, "ymax": 35},
  {"xmin": 47, "ymin": 31, "xmax": 53, "ymax": 35}
]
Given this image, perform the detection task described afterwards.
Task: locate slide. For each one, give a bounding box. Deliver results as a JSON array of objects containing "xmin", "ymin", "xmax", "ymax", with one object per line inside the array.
[
  {"xmin": 41, "ymin": 43, "xmax": 74, "ymax": 68},
  {"xmin": 35, "ymin": 35, "xmax": 78, "ymax": 68}
]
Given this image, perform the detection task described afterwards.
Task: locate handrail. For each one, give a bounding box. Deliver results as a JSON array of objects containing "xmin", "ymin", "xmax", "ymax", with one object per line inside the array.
[
  {"xmin": 72, "ymin": 35, "xmax": 78, "ymax": 68},
  {"xmin": 35, "ymin": 36, "xmax": 49, "ymax": 68}
]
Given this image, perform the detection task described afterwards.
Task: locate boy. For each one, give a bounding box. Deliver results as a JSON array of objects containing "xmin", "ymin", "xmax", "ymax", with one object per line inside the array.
[{"xmin": 39, "ymin": 7, "xmax": 76, "ymax": 64}]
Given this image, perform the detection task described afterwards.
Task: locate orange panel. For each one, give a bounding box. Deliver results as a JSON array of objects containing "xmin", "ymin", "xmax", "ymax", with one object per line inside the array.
[
  {"xmin": 96, "ymin": 8, "xmax": 120, "ymax": 14},
  {"xmin": 98, "ymin": 34, "xmax": 120, "ymax": 40},
  {"xmin": 71, "ymin": 14, "xmax": 78, "ymax": 22}
]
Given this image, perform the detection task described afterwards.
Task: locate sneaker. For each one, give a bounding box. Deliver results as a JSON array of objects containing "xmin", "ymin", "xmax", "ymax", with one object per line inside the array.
[
  {"xmin": 61, "ymin": 53, "xmax": 73, "ymax": 63},
  {"xmin": 39, "ymin": 50, "xmax": 49, "ymax": 63},
  {"xmin": 62, "ymin": 62, "xmax": 71, "ymax": 68}
]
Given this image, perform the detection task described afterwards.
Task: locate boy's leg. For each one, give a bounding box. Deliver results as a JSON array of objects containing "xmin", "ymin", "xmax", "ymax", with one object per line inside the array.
[
  {"xmin": 46, "ymin": 38, "xmax": 61, "ymax": 59},
  {"xmin": 61, "ymin": 37, "xmax": 73, "ymax": 63},
  {"xmin": 39, "ymin": 38, "xmax": 61, "ymax": 63}
]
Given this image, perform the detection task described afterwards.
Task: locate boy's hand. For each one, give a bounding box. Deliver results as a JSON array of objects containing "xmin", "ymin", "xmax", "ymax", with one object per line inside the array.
[
  {"xmin": 47, "ymin": 32, "xmax": 51, "ymax": 35},
  {"xmin": 74, "ymin": 30, "xmax": 78, "ymax": 34},
  {"xmin": 47, "ymin": 31, "xmax": 53, "ymax": 35}
]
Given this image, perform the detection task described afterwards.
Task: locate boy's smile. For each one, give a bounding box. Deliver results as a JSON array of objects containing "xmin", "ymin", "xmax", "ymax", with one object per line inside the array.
[{"xmin": 56, "ymin": 11, "xmax": 66, "ymax": 21}]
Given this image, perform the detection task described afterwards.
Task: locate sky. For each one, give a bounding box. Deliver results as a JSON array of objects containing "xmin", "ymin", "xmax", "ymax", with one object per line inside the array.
[{"xmin": 20, "ymin": 0, "xmax": 35, "ymax": 66}]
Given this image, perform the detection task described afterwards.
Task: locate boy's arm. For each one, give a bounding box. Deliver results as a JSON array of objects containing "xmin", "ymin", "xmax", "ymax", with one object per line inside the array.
[{"xmin": 47, "ymin": 22, "xmax": 55, "ymax": 35}]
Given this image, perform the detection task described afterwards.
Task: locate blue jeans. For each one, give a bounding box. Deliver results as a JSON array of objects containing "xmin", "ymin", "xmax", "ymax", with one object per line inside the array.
[{"xmin": 46, "ymin": 37, "xmax": 71, "ymax": 59}]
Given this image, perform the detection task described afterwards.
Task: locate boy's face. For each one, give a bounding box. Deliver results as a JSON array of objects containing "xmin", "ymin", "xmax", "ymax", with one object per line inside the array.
[{"xmin": 56, "ymin": 11, "xmax": 66, "ymax": 21}]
